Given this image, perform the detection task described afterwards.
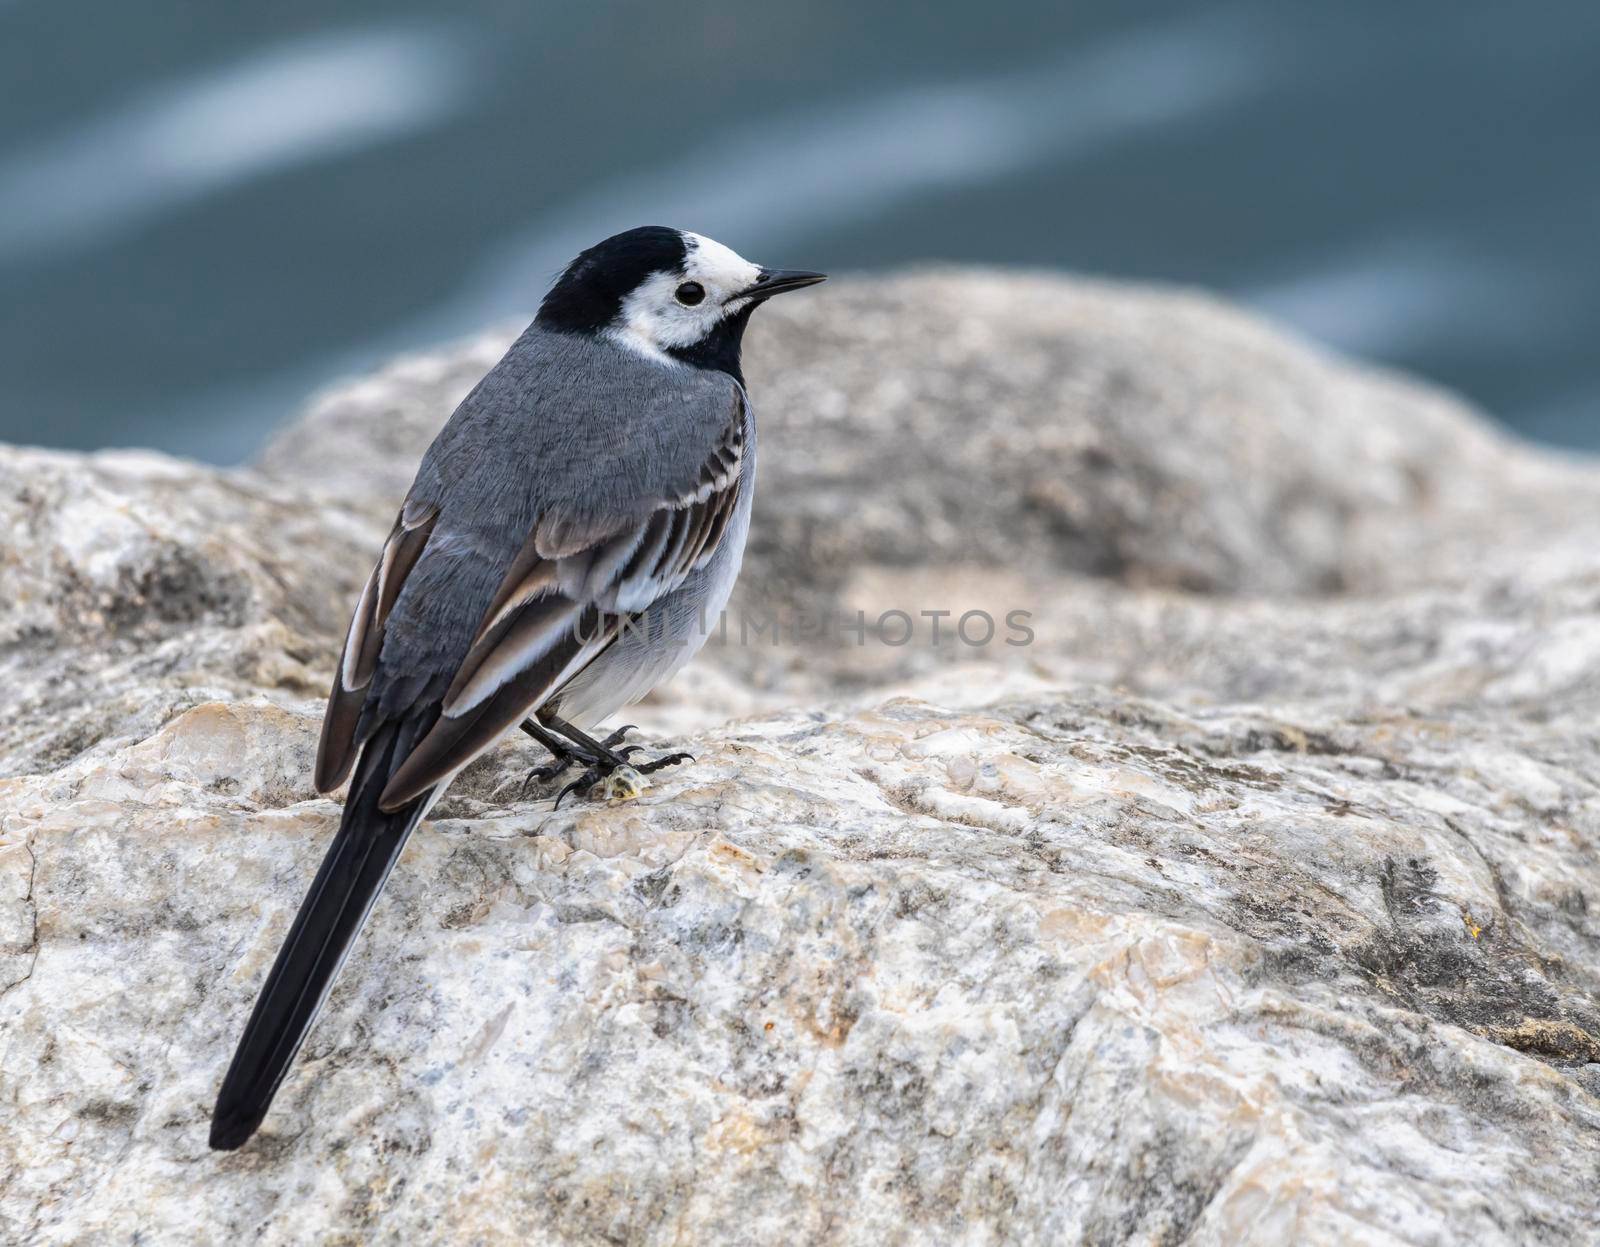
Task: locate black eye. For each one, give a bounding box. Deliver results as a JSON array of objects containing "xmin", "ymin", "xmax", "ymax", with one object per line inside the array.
[{"xmin": 675, "ymin": 281, "xmax": 705, "ymax": 306}]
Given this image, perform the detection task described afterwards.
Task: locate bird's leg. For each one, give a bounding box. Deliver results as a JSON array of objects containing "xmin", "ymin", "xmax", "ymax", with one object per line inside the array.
[
  {"xmin": 519, "ymin": 717, "xmax": 638, "ymax": 771},
  {"xmin": 540, "ymin": 713, "xmax": 694, "ymax": 806},
  {"xmin": 517, "ymin": 717, "xmax": 598, "ymax": 796}
]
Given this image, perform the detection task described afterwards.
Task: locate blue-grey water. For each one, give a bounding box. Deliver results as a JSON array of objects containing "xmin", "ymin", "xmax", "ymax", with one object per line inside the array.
[{"xmin": 2, "ymin": 1, "xmax": 1596, "ymax": 462}]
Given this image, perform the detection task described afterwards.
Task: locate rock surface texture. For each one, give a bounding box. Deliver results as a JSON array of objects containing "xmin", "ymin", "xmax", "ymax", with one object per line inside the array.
[{"xmin": 4, "ymin": 271, "xmax": 1600, "ymax": 1245}]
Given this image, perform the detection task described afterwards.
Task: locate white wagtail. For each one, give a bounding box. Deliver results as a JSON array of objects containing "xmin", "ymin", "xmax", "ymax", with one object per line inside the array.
[{"xmin": 210, "ymin": 227, "xmax": 824, "ymax": 1149}]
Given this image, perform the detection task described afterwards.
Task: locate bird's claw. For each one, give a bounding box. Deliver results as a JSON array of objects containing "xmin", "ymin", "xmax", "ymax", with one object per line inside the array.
[
  {"xmin": 635, "ymin": 751, "xmax": 694, "ymax": 775},
  {"xmin": 519, "ymin": 754, "xmax": 581, "ymax": 798},
  {"xmin": 554, "ymin": 764, "xmax": 647, "ymax": 807},
  {"xmin": 556, "ymin": 771, "xmax": 595, "ymax": 809}
]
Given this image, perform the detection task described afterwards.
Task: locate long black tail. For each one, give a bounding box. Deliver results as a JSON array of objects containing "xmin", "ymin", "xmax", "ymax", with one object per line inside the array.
[{"xmin": 210, "ymin": 718, "xmax": 434, "ymax": 1151}]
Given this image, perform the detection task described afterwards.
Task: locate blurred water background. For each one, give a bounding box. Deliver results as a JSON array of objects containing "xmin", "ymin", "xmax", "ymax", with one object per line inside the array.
[{"xmin": 1, "ymin": 0, "xmax": 1596, "ymax": 461}]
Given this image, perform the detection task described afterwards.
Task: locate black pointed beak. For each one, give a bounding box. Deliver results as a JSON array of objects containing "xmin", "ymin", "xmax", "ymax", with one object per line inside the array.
[{"xmin": 745, "ymin": 268, "xmax": 827, "ymax": 300}]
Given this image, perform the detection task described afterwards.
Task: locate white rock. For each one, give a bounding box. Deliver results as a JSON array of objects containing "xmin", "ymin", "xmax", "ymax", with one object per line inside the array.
[{"xmin": 3, "ymin": 272, "xmax": 1599, "ymax": 1245}]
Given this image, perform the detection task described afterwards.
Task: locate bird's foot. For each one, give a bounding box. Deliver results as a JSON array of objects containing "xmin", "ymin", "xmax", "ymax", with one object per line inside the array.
[
  {"xmin": 519, "ymin": 756, "xmax": 574, "ymax": 798},
  {"xmin": 552, "ymin": 745, "xmax": 695, "ymax": 809},
  {"xmin": 525, "ymin": 714, "xmax": 693, "ymax": 808},
  {"xmin": 517, "ymin": 720, "xmax": 638, "ymax": 798},
  {"xmin": 599, "ymin": 724, "xmax": 638, "ymax": 750},
  {"xmin": 633, "ymin": 750, "xmax": 695, "ymax": 776}
]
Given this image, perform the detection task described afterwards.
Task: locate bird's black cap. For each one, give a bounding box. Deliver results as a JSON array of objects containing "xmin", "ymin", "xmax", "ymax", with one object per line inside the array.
[{"xmin": 537, "ymin": 226, "xmax": 690, "ymax": 335}]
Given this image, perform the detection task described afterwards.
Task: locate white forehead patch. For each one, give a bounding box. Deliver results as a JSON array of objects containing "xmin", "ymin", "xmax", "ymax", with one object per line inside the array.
[
  {"xmin": 681, "ymin": 232, "xmax": 762, "ymax": 292},
  {"xmin": 607, "ymin": 231, "xmax": 763, "ymax": 363}
]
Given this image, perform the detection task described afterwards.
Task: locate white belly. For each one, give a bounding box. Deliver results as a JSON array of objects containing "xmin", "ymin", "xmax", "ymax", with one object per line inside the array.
[{"xmin": 547, "ymin": 443, "xmax": 754, "ymax": 730}]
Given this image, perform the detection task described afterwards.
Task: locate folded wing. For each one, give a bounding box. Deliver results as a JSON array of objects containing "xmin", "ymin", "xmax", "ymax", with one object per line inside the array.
[
  {"xmin": 312, "ymin": 385, "xmax": 748, "ymax": 811},
  {"xmin": 314, "ymin": 496, "xmax": 438, "ymax": 793}
]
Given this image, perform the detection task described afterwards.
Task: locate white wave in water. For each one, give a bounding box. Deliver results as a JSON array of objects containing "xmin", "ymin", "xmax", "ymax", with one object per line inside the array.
[
  {"xmin": 1242, "ymin": 237, "xmax": 1554, "ymax": 358},
  {"xmin": 429, "ymin": 11, "xmax": 1280, "ymax": 330},
  {"xmin": 0, "ymin": 24, "xmax": 480, "ymax": 260}
]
